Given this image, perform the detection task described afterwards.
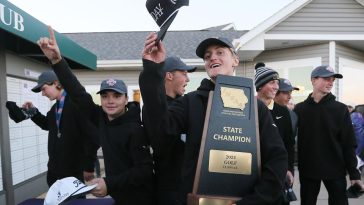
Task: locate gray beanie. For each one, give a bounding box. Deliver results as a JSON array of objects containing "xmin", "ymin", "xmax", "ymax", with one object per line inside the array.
[{"xmin": 254, "ymin": 65, "xmax": 279, "ymax": 91}]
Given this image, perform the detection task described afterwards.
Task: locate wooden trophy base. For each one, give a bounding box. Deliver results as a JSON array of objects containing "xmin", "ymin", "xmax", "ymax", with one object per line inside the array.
[{"xmin": 187, "ymin": 193, "xmax": 241, "ymax": 205}]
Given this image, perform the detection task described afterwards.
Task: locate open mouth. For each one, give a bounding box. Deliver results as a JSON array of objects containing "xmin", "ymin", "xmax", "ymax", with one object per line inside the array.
[{"xmin": 210, "ymin": 64, "xmax": 220, "ymax": 69}]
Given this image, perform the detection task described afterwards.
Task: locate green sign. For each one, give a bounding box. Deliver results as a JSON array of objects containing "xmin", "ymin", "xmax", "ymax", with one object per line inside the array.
[{"xmin": 0, "ymin": 0, "xmax": 96, "ymax": 70}]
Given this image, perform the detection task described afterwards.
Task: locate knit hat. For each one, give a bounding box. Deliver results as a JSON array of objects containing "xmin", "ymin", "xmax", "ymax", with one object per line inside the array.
[{"xmin": 254, "ymin": 63, "xmax": 279, "ymax": 91}]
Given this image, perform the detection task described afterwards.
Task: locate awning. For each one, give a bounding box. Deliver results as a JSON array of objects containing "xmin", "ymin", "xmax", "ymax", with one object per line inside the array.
[{"xmin": 0, "ymin": 0, "xmax": 96, "ymax": 70}]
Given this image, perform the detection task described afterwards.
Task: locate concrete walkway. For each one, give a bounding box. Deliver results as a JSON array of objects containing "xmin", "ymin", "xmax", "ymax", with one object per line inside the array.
[
  {"xmin": 39, "ymin": 163, "xmax": 364, "ymax": 204},
  {"xmin": 290, "ymin": 168, "xmax": 364, "ymax": 205}
]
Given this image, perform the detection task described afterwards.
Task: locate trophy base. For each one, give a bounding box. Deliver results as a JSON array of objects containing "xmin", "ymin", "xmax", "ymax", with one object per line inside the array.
[{"xmin": 187, "ymin": 193, "xmax": 241, "ymax": 205}]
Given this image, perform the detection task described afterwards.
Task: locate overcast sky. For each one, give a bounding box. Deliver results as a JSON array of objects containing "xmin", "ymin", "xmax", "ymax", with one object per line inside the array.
[{"xmin": 8, "ymin": 0, "xmax": 293, "ymax": 33}]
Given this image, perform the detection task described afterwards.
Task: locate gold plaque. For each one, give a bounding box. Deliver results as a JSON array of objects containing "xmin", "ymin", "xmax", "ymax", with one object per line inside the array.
[
  {"xmin": 198, "ymin": 198, "xmax": 233, "ymax": 205},
  {"xmin": 220, "ymin": 87, "xmax": 248, "ymax": 111},
  {"xmin": 209, "ymin": 150, "xmax": 252, "ymax": 175}
]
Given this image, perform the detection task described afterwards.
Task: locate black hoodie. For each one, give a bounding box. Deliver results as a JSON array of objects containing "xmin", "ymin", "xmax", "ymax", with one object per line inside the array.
[
  {"xmin": 52, "ymin": 59, "xmax": 154, "ymax": 205},
  {"xmin": 140, "ymin": 59, "xmax": 287, "ymax": 205},
  {"xmin": 294, "ymin": 93, "xmax": 360, "ymax": 180}
]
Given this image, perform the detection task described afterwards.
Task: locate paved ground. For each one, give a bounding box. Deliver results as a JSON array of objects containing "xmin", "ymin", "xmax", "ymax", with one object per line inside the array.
[
  {"xmin": 39, "ymin": 161, "xmax": 364, "ymax": 204},
  {"xmin": 290, "ymin": 167, "xmax": 364, "ymax": 205}
]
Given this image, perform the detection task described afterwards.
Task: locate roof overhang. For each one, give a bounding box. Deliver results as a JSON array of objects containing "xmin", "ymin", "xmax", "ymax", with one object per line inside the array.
[
  {"xmin": 235, "ymin": 33, "xmax": 364, "ymax": 61},
  {"xmin": 264, "ymin": 33, "xmax": 364, "ymax": 50},
  {"xmin": 0, "ymin": 1, "xmax": 96, "ymax": 70},
  {"xmin": 234, "ymin": 0, "xmax": 364, "ymax": 60}
]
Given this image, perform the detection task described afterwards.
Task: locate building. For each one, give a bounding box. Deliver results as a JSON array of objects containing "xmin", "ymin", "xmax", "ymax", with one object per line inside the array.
[
  {"xmin": 1, "ymin": 0, "xmax": 364, "ymax": 204},
  {"xmin": 0, "ymin": 1, "xmax": 96, "ymax": 204},
  {"xmin": 235, "ymin": 0, "xmax": 364, "ymax": 104}
]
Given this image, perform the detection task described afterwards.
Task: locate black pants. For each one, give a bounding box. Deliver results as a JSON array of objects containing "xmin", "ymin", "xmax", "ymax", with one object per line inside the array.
[
  {"xmin": 299, "ymin": 175, "xmax": 348, "ymax": 205},
  {"xmin": 156, "ymin": 190, "xmax": 180, "ymax": 205}
]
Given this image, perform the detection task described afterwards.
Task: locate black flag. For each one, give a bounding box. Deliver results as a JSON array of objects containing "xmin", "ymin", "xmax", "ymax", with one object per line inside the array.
[{"xmin": 146, "ymin": 0, "xmax": 189, "ymax": 41}]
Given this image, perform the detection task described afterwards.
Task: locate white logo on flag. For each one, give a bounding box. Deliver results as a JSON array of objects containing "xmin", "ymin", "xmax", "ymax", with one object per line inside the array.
[{"xmin": 150, "ymin": 3, "xmax": 164, "ymax": 21}]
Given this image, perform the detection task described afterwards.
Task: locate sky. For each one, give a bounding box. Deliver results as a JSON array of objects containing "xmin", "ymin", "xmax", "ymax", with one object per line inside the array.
[{"xmin": 7, "ymin": 0, "xmax": 294, "ymax": 33}]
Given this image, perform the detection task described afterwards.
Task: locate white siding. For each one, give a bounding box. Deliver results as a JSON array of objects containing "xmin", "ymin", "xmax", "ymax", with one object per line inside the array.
[
  {"xmin": 241, "ymin": 43, "xmax": 330, "ymax": 81},
  {"xmin": 254, "ymin": 43, "xmax": 329, "ymax": 65},
  {"xmin": 336, "ymin": 43, "xmax": 364, "ymax": 96},
  {"xmin": 241, "ymin": 43, "xmax": 330, "ymax": 96},
  {"xmin": 268, "ymin": 0, "xmax": 364, "ymax": 34},
  {"xmin": 235, "ymin": 64, "xmax": 250, "ymax": 79},
  {"xmin": 237, "ymin": 62, "xmax": 255, "ymax": 80}
]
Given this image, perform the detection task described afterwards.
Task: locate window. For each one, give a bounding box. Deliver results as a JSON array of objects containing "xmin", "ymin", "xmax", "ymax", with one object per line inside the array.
[
  {"xmin": 339, "ymin": 58, "xmax": 364, "ymax": 105},
  {"xmin": 265, "ymin": 57, "xmax": 322, "ymax": 103}
]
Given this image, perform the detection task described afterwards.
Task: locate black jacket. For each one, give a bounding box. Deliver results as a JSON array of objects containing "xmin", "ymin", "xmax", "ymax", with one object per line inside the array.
[
  {"xmin": 52, "ymin": 59, "xmax": 154, "ymax": 205},
  {"xmin": 294, "ymin": 93, "xmax": 360, "ymax": 180},
  {"xmin": 270, "ymin": 102, "xmax": 295, "ymax": 173},
  {"xmin": 140, "ymin": 59, "xmax": 287, "ymax": 205},
  {"xmin": 144, "ymin": 95, "xmax": 185, "ymax": 192},
  {"xmin": 31, "ymin": 95, "xmax": 98, "ymax": 186}
]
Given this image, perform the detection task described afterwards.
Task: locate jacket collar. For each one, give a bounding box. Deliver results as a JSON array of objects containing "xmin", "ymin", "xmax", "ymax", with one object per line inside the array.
[
  {"xmin": 196, "ymin": 78, "xmax": 215, "ymax": 97},
  {"xmin": 306, "ymin": 92, "xmax": 336, "ymax": 104}
]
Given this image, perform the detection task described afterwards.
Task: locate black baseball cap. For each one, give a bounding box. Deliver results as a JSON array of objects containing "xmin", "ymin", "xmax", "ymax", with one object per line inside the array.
[
  {"xmin": 97, "ymin": 79, "xmax": 127, "ymax": 94},
  {"xmin": 31, "ymin": 71, "xmax": 59, "ymax": 93},
  {"xmin": 196, "ymin": 37, "xmax": 236, "ymax": 58},
  {"xmin": 311, "ymin": 65, "xmax": 343, "ymax": 79},
  {"xmin": 164, "ymin": 56, "xmax": 196, "ymax": 73},
  {"xmin": 278, "ymin": 78, "xmax": 299, "ymax": 92},
  {"xmin": 146, "ymin": 0, "xmax": 189, "ymax": 41}
]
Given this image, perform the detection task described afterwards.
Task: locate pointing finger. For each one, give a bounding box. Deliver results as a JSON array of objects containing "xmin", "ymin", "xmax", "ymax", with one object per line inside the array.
[{"xmin": 48, "ymin": 25, "xmax": 57, "ymax": 44}]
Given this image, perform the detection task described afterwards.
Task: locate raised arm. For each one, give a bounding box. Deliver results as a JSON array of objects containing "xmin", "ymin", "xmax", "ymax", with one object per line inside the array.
[
  {"xmin": 141, "ymin": 32, "xmax": 166, "ymax": 64},
  {"xmin": 37, "ymin": 26, "xmax": 98, "ymax": 122},
  {"xmin": 139, "ymin": 33, "xmax": 167, "ymax": 138},
  {"xmin": 139, "ymin": 32, "xmax": 187, "ymax": 148},
  {"xmin": 37, "ymin": 26, "xmax": 62, "ymax": 65}
]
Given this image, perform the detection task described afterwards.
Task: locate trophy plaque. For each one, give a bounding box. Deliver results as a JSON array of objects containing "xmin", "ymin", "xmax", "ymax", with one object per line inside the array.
[{"xmin": 188, "ymin": 75, "xmax": 261, "ymax": 205}]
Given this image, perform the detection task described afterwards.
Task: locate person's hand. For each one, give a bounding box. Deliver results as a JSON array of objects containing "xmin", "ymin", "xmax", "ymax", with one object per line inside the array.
[
  {"xmin": 83, "ymin": 171, "xmax": 95, "ymax": 182},
  {"xmin": 351, "ymin": 180, "xmax": 364, "ymax": 191},
  {"xmin": 286, "ymin": 170, "xmax": 294, "ymax": 186},
  {"xmin": 37, "ymin": 26, "xmax": 62, "ymax": 64},
  {"xmin": 90, "ymin": 178, "xmax": 107, "ymax": 197},
  {"xmin": 22, "ymin": 101, "xmax": 34, "ymax": 109},
  {"xmin": 142, "ymin": 32, "xmax": 166, "ymax": 63}
]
